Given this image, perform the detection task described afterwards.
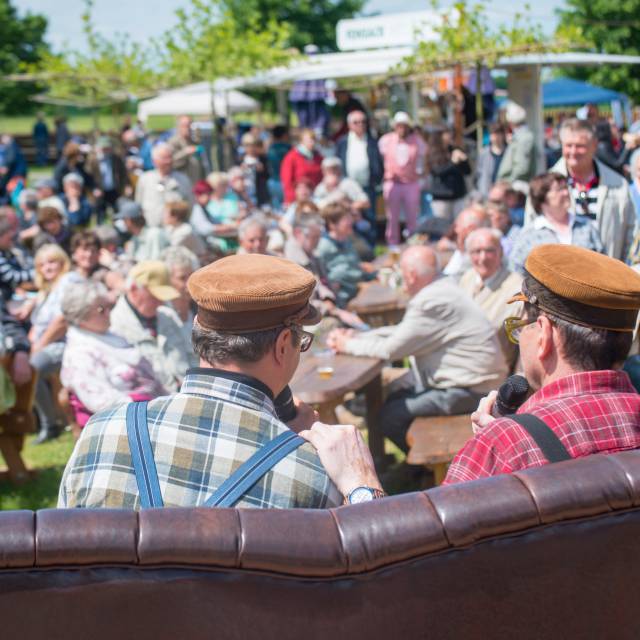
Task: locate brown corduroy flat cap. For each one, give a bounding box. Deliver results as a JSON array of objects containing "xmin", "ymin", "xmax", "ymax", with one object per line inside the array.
[
  {"xmin": 187, "ymin": 254, "xmax": 321, "ymax": 333},
  {"xmin": 517, "ymin": 244, "xmax": 640, "ymax": 331}
]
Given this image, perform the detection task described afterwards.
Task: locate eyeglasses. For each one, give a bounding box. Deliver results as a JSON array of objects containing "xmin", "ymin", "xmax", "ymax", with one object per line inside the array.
[
  {"xmin": 298, "ymin": 329, "xmax": 314, "ymax": 352},
  {"xmin": 504, "ymin": 316, "xmax": 535, "ymax": 345},
  {"xmin": 351, "ymin": 119, "xmax": 366, "ymax": 125}
]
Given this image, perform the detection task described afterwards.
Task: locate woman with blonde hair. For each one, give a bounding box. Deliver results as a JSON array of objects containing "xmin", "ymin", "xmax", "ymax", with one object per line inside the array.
[{"xmin": 27, "ymin": 244, "xmax": 83, "ymax": 443}]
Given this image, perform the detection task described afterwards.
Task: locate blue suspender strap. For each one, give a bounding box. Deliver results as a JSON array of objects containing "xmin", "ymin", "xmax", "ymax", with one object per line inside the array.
[
  {"xmin": 125, "ymin": 402, "xmax": 164, "ymax": 508},
  {"xmin": 204, "ymin": 430, "xmax": 306, "ymax": 508}
]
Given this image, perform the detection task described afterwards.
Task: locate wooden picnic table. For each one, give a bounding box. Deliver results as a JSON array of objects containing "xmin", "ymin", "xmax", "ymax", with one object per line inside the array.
[
  {"xmin": 290, "ymin": 351, "xmax": 387, "ymax": 464},
  {"xmin": 348, "ymin": 282, "xmax": 407, "ymax": 327}
]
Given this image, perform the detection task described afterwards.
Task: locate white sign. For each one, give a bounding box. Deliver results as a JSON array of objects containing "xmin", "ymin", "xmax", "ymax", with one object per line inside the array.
[{"xmin": 336, "ymin": 11, "xmax": 442, "ymax": 51}]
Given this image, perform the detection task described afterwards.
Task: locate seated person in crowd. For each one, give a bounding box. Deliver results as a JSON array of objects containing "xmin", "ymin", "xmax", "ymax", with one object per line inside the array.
[
  {"xmin": 190, "ymin": 179, "xmax": 232, "ymax": 239},
  {"xmin": 32, "ymin": 206, "xmax": 72, "ymax": 255},
  {"xmin": 34, "ymin": 177, "xmax": 64, "ymax": 215},
  {"xmin": 441, "ymin": 206, "xmax": 489, "ymax": 280},
  {"xmin": 59, "ymin": 254, "xmax": 343, "ymax": 509},
  {"xmin": 458, "ymin": 228, "xmax": 523, "ymax": 370},
  {"xmin": 163, "ymin": 199, "xmax": 206, "ymax": 259},
  {"xmin": 328, "ymin": 245, "xmax": 507, "ymax": 453},
  {"xmin": 315, "ymin": 202, "xmax": 377, "ymax": 308},
  {"xmin": 0, "ymin": 298, "xmax": 32, "ymax": 388},
  {"xmin": 116, "ymin": 201, "xmax": 169, "ymax": 262},
  {"xmin": 61, "ymin": 173, "xmax": 93, "ymax": 228},
  {"xmin": 237, "ymin": 215, "xmax": 270, "ymax": 255},
  {"xmin": 203, "ymin": 172, "xmax": 242, "ymax": 224},
  {"xmin": 302, "ymin": 245, "xmax": 640, "ymax": 494},
  {"xmin": 0, "ymin": 215, "xmax": 34, "ymax": 302},
  {"xmin": 68, "ymin": 230, "xmax": 123, "ymax": 295},
  {"xmin": 109, "ymin": 261, "xmax": 191, "ymax": 393},
  {"xmin": 488, "ymin": 180, "xmax": 525, "ymax": 227},
  {"xmin": 228, "ymin": 166, "xmax": 254, "ymax": 213},
  {"xmin": 162, "ymin": 245, "xmax": 199, "ymax": 368},
  {"xmin": 27, "ymin": 244, "xmax": 80, "ymax": 443},
  {"xmin": 279, "ymin": 178, "xmax": 314, "ymax": 236},
  {"xmin": 313, "ymin": 157, "xmax": 369, "ymax": 219},
  {"xmin": 94, "ymin": 224, "xmax": 133, "ymax": 287},
  {"xmin": 16, "ymin": 188, "xmax": 39, "ymax": 237},
  {"xmin": 487, "ymin": 200, "xmax": 521, "ymax": 258},
  {"xmin": 509, "ymin": 173, "xmax": 603, "ymax": 275},
  {"xmin": 60, "ymin": 281, "xmax": 167, "ymax": 425},
  {"xmin": 284, "ymin": 211, "xmax": 365, "ymax": 328}
]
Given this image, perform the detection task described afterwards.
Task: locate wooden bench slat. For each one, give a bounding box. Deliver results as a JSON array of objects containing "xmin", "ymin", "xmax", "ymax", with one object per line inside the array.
[{"xmin": 406, "ymin": 415, "xmax": 474, "ymax": 466}]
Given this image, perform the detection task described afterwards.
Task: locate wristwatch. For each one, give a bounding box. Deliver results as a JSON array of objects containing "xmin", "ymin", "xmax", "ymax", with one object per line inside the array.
[{"xmin": 345, "ymin": 486, "xmax": 387, "ymax": 504}]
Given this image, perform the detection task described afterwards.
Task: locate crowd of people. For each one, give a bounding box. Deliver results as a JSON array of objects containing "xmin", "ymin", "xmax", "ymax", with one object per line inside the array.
[{"xmin": 1, "ymin": 96, "xmax": 640, "ymax": 508}]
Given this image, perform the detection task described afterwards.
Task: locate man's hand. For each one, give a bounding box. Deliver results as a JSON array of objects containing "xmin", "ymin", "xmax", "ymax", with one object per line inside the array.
[
  {"xmin": 470, "ymin": 390, "xmax": 498, "ymax": 434},
  {"xmin": 299, "ymin": 422, "xmax": 383, "ymax": 497},
  {"xmin": 286, "ymin": 397, "xmax": 318, "ymax": 433},
  {"xmin": 326, "ymin": 328, "xmax": 355, "ymax": 353},
  {"xmin": 11, "ymin": 352, "xmax": 32, "ymax": 386}
]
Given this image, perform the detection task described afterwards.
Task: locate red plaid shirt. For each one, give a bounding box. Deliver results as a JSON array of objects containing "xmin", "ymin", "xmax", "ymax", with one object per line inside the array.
[{"xmin": 444, "ymin": 370, "xmax": 640, "ymax": 485}]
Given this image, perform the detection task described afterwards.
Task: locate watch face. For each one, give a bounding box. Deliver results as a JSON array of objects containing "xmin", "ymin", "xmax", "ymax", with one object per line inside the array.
[{"xmin": 349, "ymin": 487, "xmax": 375, "ymax": 504}]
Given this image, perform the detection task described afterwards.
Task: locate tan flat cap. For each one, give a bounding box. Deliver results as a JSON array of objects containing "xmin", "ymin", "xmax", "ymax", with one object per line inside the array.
[
  {"xmin": 187, "ymin": 254, "xmax": 321, "ymax": 333},
  {"xmin": 520, "ymin": 244, "xmax": 640, "ymax": 331},
  {"xmin": 130, "ymin": 261, "xmax": 179, "ymax": 302}
]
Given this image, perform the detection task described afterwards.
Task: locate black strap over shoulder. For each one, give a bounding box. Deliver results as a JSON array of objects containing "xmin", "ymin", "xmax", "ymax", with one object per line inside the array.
[{"xmin": 508, "ymin": 413, "xmax": 572, "ymax": 464}]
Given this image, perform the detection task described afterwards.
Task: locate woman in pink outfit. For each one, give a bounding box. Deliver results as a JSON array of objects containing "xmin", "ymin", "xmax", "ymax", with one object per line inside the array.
[{"xmin": 378, "ymin": 112, "xmax": 427, "ymax": 245}]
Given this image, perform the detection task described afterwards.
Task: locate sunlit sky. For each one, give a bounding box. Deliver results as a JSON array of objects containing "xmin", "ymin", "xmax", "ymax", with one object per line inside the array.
[{"xmin": 14, "ymin": 0, "xmax": 565, "ymax": 52}]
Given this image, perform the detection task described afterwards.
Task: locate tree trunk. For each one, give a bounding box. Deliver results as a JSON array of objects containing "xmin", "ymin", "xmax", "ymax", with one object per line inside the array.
[{"xmin": 475, "ymin": 62, "xmax": 484, "ymax": 157}]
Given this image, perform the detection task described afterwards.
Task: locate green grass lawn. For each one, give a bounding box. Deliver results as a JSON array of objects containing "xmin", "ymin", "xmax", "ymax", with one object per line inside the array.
[
  {"xmin": 0, "ymin": 432, "xmax": 75, "ymax": 510},
  {"xmin": 0, "ymin": 112, "xmax": 265, "ymax": 136}
]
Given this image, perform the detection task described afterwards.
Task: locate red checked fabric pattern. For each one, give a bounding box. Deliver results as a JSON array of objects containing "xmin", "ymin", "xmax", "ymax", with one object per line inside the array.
[{"xmin": 444, "ymin": 370, "xmax": 640, "ymax": 485}]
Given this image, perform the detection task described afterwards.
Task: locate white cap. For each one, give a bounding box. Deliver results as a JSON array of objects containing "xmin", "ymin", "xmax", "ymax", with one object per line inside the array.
[
  {"xmin": 505, "ymin": 102, "xmax": 527, "ymax": 125},
  {"xmin": 392, "ymin": 111, "xmax": 412, "ymax": 126}
]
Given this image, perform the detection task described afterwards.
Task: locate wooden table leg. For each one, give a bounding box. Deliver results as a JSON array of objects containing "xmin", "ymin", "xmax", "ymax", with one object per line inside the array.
[
  {"xmin": 429, "ymin": 463, "xmax": 448, "ymax": 486},
  {"xmin": 0, "ymin": 434, "xmax": 30, "ymax": 483},
  {"xmin": 363, "ymin": 373, "xmax": 388, "ymax": 470}
]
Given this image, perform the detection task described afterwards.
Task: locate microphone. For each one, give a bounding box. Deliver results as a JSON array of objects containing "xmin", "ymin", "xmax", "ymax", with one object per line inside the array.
[
  {"xmin": 274, "ymin": 385, "xmax": 297, "ymax": 423},
  {"xmin": 491, "ymin": 375, "xmax": 530, "ymax": 418}
]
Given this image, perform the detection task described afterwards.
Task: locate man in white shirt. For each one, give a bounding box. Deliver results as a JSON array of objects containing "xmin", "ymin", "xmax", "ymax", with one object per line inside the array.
[
  {"xmin": 135, "ymin": 143, "xmax": 193, "ymax": 227},
  {"xmin": 336, "ymin": 111, "xmax": 383, "ymax": 245}
]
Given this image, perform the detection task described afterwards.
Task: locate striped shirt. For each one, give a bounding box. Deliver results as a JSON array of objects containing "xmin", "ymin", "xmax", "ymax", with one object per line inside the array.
[
  {"xmin": 568, "ymin": 170, "xmax": 599, "ymax": 220},
  {"xmin": 0, "ymin": 249, "xmax": 33, "ymax": 302},
  {"xmin": 58, "ymin": 368, "xmax": 342, "ymax": 509}
]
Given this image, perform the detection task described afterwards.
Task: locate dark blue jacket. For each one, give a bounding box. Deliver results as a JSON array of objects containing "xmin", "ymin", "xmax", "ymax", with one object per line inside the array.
[{"xmin": 335, "ymin": 134, "xmax": 383, "ymax": 190}]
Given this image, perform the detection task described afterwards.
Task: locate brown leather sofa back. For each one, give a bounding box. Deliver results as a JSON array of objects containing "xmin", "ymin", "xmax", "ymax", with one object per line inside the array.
[{"xmin": 2, "ymin": 450, "xmax": 640, "ymax": 639}]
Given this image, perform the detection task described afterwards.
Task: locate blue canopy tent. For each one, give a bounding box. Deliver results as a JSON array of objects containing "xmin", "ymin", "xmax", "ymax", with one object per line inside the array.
[{"xmin": 542, "ymin": 78, "xmax": 624, "ymax": 107}]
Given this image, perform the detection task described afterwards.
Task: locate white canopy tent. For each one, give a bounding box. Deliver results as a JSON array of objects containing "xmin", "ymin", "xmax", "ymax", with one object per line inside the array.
[{"xmin": 137, "ymin": 82, "xmax": 259, "ymax": 122}]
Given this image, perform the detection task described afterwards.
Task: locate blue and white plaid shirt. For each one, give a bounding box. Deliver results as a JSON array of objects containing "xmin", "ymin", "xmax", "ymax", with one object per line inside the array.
[{"xmin": 58, "ymin": 369, "xmax": 342, "ymax": 510}]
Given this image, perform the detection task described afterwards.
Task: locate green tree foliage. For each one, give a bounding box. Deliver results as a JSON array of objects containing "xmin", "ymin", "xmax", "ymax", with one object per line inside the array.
[
  {"xmin": 161, "ymin": 0, "xmax": 295, "ymax": 87},
  {"xmin": 557, "ymin": 0, "xmax": 640, "ymax": 102},
  {"xmin": 221, "ymin": 0, "xmax": 365, "ymax": 51},
  {"xmin": 31, "ymin": 0, "xmax": 161, "ymax": 109},
  {"xmin": 0, "ymin": 0, "xmax": 48, "ymax": 114},
  {"xmin": 402, "ymin": 1, "xmax": 551, "ymax": 74}
]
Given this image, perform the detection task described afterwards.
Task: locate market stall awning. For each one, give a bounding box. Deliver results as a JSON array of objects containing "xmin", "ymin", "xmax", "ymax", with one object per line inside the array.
[
  {"xmin": 542, "ymin": 78, "xmax": 625, "ymax": 107},
  {"xmin": 137, "ymin": 83, "xmax": 259, "ymax": 122}
]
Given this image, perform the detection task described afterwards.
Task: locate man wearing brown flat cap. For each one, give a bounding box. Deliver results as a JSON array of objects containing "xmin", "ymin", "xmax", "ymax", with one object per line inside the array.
[
  {"xmin": 301, "ymin": 244, "xmax": 640, "ymax": 490},
  {"xmin": 59, "ymin": 254, "xmax": 344, "ymax": 509}
]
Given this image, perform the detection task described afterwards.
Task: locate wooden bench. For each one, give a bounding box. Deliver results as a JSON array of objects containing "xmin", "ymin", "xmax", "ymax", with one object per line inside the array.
[
  {"xmin": 0, "ymin": 359, "xmax": 37, "ymax": 483},
  {"xmin": 406, "ymin": 414, "xmax": 474, "ymax": 485}
]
